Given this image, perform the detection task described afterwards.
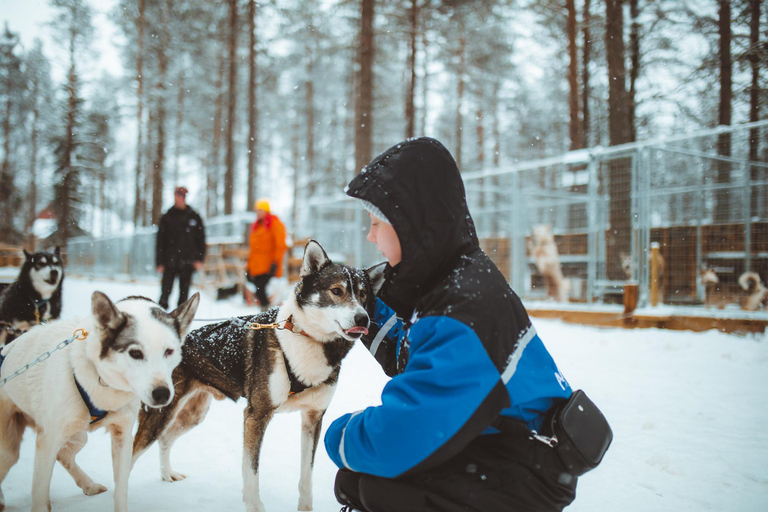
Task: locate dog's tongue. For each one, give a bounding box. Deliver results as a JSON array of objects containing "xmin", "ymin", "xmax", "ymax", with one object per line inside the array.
[{"xmin": 345, "ymin": 326, "xmax": 369, "ymax": 336}]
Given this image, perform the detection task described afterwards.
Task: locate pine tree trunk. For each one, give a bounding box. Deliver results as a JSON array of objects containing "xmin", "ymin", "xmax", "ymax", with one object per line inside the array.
[
  {"xmin": 748, "ymin": 0, "xmax": 761, "ymax": 217},
  {"xmin": 421, "ymin": 26, "xmax": 429, "ymax": 135},
  {"xmin": 476, "ymin": 104, "xmax": 484, "ymax": 167},
  {"xmin": 152, "ymin": 44, "xmax": 167, "ymax": 226},
  {"xmin": 355, "ymin": 0, "xmax": 375, "ymax": 173},
  {"xmin": 456, "ymin": 35, "xmax": 466, "ymax": 169},
  {"xmin": 492, "ymin": 82, "xmax": 500, "ymax": 167},
  {"xmin": 209, "ymin": 45, "xmax": 226, "ymax": 218},
  {"xmin": 60, "ymin": 30, "xmax": 78, "ymax": 243},
  {"xmin": 133, "ymin": 0, "xmax": 145, "ymax": 227},
  {"xmin": 628, "ymin": 0, "xmax": 639, "ymax": 142},
  {"xmin": 26, "ymin": 76, "xmax": 40, "ymax": 232},
  {"xmin": 224, "ymin": 0, "xmax": 238, "ymax": 215},
  {"xmin": 306, "ymin": 53, "xmax": 316, "ymax": 196},
  {"xmin": 604, "ymin": 0, "xmax": 633, "ymax": 280},
  {"xmin": 247, "ymin": 0, "xmax": 258, "ymax": 210},
  {"xmin": 716, "ymin": 0, "xmax": 732, "ymax": 218},
  {"xmin": 143, "ymin": 108, "xmax": 154, "ymax": 226},
  {"xmin": 567, "ymin": 0, "xmax": 583, "ymax": 150},
  {"xmin": 173, "ymin": 68, "xmax": 185, "ymax": 187},
  {"xmin": 582, "ymin": 0, "xmax": 591, "ymax": 147},
  {"xmin": 405, "ymin": 0, "xmax": 418, "ymax": 138},
  {"xmin": 748, "ymin": 0, "xmax": 760, "ymax": 162}
]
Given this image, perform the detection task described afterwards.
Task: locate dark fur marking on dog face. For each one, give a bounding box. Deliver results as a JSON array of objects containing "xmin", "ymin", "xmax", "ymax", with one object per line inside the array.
[
  {"xmin": 99, "ymin": 313, "xmax": 134, "ymax": 359},
  {"xmin": 119, "ymin": 295, "xmax": 156, "ymax": 304},
  {"xmin": 151, "ymin": 307, "xmax": 180, "ymax": 336}
]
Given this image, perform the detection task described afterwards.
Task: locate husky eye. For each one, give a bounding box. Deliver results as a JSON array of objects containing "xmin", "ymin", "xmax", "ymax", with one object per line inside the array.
[
  {"xmin": 129, "ymin": 349, "xmax": 144, "ymax": 360},
  {"xmin": 164, "ymin": 348, "xmax": 175, "ymax": 357},
  {"xmin": 359, "ymin": 289, "xmax": 367, "ymax": 300},
  {"xmin": 331, "ymin": 287, "xmax": 344, "ymax": 297}
]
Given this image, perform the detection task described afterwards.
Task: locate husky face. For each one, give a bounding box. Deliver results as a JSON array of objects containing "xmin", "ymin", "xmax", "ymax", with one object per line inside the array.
[
  {"xmin": 295, "ymin": 240, "xmax": 385, "ymax": 342},
  {"xmin": 23, "ymin": 247, "xmax": 64, "ymax": 299},
  {"xmin": 90, "ymin": 292, "xmax": 200, "ymax": 407}
]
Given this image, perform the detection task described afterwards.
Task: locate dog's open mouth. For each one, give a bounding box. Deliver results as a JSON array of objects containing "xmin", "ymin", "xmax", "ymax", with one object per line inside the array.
[
  {"xmin": 344, "ymin": 326, "xmax": 369, "ymax": 338},
  {"xmin": 45, "ymin": 277, "xmax": 58, "ymax": 285}
]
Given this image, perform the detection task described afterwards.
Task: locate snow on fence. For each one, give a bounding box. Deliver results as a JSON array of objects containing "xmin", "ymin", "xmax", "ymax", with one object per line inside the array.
[{"xmin": 303, "ymin": 121, "xmax": 768, "ymax": 309}]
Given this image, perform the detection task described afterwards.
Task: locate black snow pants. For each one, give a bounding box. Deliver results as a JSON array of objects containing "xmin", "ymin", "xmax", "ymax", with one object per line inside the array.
[
  {"xmin": 159, "ymin": 264, "xmax": 194, "ymax": 309},
  {"xmin": 334, "ymin": 427, "xmax": 577, "ymax": 512}
]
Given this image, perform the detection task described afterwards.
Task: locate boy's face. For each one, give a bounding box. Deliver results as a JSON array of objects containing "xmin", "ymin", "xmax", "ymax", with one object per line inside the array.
[{"xmin": 367, "ymin": 212, "xmax": 402, "ymax": 266}]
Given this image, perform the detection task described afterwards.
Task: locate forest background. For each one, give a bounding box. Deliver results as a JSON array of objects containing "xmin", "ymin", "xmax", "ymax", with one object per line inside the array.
[{"xmin": 0, "ymin": 0, "xmax": 766, "ymax": 244}]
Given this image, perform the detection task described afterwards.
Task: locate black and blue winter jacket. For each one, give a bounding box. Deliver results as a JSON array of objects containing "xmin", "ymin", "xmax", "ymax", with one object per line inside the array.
[{"xmin": 324, "ymin": 137, "xmax": 571, "ymax": 479}]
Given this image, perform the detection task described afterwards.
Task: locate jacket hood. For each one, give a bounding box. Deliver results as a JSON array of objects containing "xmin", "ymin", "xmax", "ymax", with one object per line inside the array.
[{"xmin": 345, "ymin": 137, "xmax": 479, "ymax": 317}]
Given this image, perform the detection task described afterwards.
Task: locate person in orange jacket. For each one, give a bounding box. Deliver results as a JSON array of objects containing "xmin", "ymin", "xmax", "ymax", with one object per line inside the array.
[{"xmin": 245, "ymin": 199, "xmax": 287, "ymax": 308}]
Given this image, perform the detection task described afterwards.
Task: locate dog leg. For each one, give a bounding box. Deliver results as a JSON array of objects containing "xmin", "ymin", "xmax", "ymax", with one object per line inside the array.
[
  {"xmin": 109, "ymin": 419, "xmax": 135, "ymax": 512},
  {"xmin": 31, "ymin": 431, "xmax": 62, "ymax": 512},
  {"xmin": 0, "ymin": 400, "xmax": 27, "ymax": 511},
  {"xmin": 158, "ymin": 390, "xmax": 212, "ymax": 482},
  {"xmin": 56, "ymin": 431, "xmax": 107, "ymax": 496},
  {"xmin": 298, "ymin": 409, "xmax": 325, "ymax": 511},
  {"xmin": 242, "ymin": 404, "xmax": 275, "ymax": 512}
]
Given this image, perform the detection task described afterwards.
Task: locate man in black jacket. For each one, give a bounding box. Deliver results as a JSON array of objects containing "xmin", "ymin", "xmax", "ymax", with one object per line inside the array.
[{"xmin": 156, "ymin": 187, "xmax": 206, "ymax": 309}]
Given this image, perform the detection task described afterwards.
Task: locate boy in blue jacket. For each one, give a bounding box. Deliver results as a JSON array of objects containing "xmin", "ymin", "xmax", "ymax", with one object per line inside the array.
[{"xmin": 324, "ymin": 138, "xmax": 578, "ymax": 511}]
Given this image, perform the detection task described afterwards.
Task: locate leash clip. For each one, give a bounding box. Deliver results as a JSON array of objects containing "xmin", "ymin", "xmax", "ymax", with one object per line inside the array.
[
  {"xmin": 249, "ymin": 322, "xmax": 282, "ymax": 331},
  {"xmin": 74, "ymin": 328, "xmax": 88, "ymax": 340},
  {"xmin": 530, "ymin": 430, "xmax": 559, "ymax": 448}
]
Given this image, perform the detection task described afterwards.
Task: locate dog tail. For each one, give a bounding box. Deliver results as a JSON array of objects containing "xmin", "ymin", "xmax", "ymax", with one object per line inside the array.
[{"xmin": 738, "ymin": 272, "xmax": 762, "ymax": 293}]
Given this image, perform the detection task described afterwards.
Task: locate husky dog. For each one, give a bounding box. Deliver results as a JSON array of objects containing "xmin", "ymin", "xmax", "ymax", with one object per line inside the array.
[
  {"xmin": 528, "ymin": 225, "xmax": 570, "ymax": 302},
  {"xmin": 0, "ymin": 247, "xmax": 65, "ymax": 346},
  {"xmin": 0, "ymin": 292, "xmax": 199, "ymax": 512},
  {"xmin": 132, "ymin": 240, "xmax": 385, "ymax": 512},
  {"xmin": 739, "ymin": 272, "xmax": 768, "ymax": 311}
]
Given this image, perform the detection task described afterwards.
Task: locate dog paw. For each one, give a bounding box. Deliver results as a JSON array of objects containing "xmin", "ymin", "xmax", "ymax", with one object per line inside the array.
[
  {"xmin": 83, "ymin": 483, "xmax": 108, "ymax": 496},
  {"xmin": 161, "ymin": 470, "xmax": 187, "ymax": 482}
]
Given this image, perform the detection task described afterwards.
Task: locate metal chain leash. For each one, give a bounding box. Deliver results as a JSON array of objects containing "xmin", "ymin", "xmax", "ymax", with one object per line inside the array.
[{"xmin": 0, "ymin": 328, "xmax": 88, "ymax": 388}]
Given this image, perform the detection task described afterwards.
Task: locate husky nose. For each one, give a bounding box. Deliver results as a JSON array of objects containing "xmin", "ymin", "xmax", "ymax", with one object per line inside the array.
[
  {"xmin": 152, "ymin": 386, "xmax": 171, "ymax": 405},
  {"xmin": 50, "ymin": 269, "xmax": 58, "ymax": 281},
  {"xmin": 354, "ymin": 313, "xmax": 369, "ymax": 327}
]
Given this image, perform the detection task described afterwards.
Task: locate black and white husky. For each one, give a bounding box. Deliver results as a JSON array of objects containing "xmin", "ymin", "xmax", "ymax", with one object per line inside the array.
[
  {"xmin": 132, "ymin": 240, "xmax": 385, "ymax": 512},
  {"xmin": 0, "ymin": 291, "xmax": 199, "ymax": 512},
  {"xmin": 0, "ymin": 247, "xmax": 65, "ymax": 345}
]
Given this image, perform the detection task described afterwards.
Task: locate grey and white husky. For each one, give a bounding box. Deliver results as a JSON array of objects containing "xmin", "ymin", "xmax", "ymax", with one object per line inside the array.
[
  {"xmin": 131, "ymin": 240, "xmax": 385, "ymax": 512},
  {"xmin": 0, "ymin": 292, "xmax": 199, "ymax": 512}
]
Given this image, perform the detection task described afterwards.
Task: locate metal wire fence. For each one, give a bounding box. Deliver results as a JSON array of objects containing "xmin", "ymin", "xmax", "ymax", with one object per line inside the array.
[
  {"xmin": 64, "ymin": 122, "xmax": 768, "ymax": 310},
  {"xmin": 301, "ymin": 121, "xmax": 768, "ymax": 309}
]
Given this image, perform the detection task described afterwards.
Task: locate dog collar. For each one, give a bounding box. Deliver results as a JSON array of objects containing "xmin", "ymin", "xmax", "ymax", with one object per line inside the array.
[
  {"xmin": 74, "ymin": 375, "xmax": 109, "ymax": 424},
  {"xmin": 284, "ymin": 316, "xmax": 311, "ymax": 338}
]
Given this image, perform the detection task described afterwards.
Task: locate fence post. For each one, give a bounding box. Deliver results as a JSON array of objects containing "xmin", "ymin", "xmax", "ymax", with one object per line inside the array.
[
  {"xmin": 586, "ymin": 154, "xmax": 598, "ymax": 303},
  {"xmin": 742, "ymin": 161, "xmax": 752, "ymax": 273}
]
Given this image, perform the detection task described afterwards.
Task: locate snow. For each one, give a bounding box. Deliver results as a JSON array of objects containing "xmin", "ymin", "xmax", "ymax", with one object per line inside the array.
[{"xmin": 2, "ymin": 277, "xmax": 767, "ymax": 511}]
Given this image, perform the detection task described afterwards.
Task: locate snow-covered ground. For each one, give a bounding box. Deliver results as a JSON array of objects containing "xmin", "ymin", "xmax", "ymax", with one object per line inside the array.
[{"xmin": 2, "ymin": 277, "xmax": 767, "ymax": 511}]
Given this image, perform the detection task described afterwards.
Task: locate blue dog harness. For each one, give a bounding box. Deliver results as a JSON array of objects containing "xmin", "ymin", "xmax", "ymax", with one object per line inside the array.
[{"xmin": 74, "ymin": 376, "xmax": 108, "ymax": 424}]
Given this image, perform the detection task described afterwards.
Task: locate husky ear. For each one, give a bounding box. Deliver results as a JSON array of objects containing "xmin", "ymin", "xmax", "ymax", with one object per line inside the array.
[
  {"xmin": 300, "ymin": 240, "xmax": 330, "ymax": 277},
  {"xmin": 92, "ymin": 291, "xmax": 124, "ymax": 331},
  {"xmin": 23, "ymin": 249, "xmax": 33, "ymax": 261},
  {"xmin": 54, "ymin": 246, "xmax": 61, "ymax": 257},
  {"xmin": 170, "ymin": 292, "xmax": 200, "ymax": 341},
  {"xmin": 365, "ymin": 262, "xmax": 387, "ymax": 295}
]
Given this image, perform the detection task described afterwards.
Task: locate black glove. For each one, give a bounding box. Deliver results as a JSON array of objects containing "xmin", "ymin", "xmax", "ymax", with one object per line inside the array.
[{"xmin": 268, "ymin": 264, "xmax": 278, "ymax": 278}]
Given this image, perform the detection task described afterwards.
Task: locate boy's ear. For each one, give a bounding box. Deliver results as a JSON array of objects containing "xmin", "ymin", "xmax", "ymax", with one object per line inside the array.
[
  {"xmin": 300, "ymin": 239, "xmax": 330, "ymax": 277},
  {"xmin": 365, "ymin": 262, "xmax": 387, "ymax": 296}
]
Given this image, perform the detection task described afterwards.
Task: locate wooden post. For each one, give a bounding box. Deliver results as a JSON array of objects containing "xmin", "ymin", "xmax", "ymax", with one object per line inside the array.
[
  {"xmin": 623, "ymin": 283, "xmax": 638, "ymax": 314},
  {"xmin": 650, "ymin": 243, "xmax": 660, "ymax": 307}
]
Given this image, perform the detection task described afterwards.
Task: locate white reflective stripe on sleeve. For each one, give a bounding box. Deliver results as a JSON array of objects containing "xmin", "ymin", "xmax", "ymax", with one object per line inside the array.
[
  {"xmin": 501, "ymin": 326, "xmax": 537, "ymax": 384},
  {"xmin": 369, "ymin": 314, "xmax": 397, "ymax": 358},
  {"xmin": 339, "ymin": 410, "xmax": 364, "ymax": 470}
]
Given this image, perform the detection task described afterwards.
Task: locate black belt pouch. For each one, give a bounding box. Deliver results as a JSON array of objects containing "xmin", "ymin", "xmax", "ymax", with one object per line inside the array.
[{"xmin": 546, "ymin": 389, "xmax": 613, "ymax": 476}]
